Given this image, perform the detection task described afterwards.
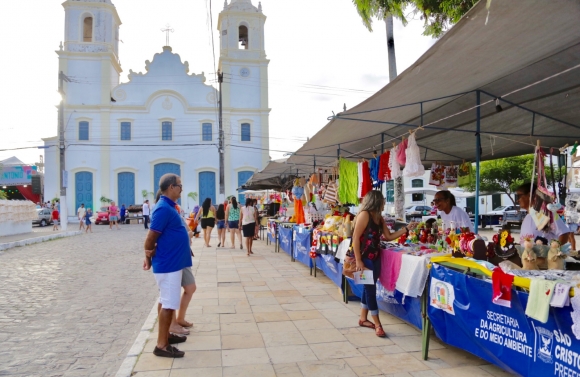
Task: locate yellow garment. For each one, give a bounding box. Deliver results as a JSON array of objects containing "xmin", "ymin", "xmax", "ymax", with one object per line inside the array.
[
  {"xmin": 339, "ymin": 158, "xmax": 359, "ymax": 205},
  {"xmin": 525, "ymin": 279, "xmax": 557, "ymax": 323},
  {"xmin": 202, "ymin": 209, "xmax": 214, "ymax": 219}
]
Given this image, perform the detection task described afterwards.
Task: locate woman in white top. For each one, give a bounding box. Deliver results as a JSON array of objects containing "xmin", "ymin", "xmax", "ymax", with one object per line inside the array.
[
  {"xmin": 239, "ymin": 200, "xmax": 258, "ymax": 256},
  {"xmin": 515, "ymin": 183, "xmax": 570, "ymax": 245},
  {"xmin": 434, "ymin": 190, "xmax": 474, "ymax": 232}
]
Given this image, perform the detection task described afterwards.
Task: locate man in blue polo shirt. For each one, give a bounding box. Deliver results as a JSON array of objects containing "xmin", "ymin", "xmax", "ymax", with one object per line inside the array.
[{"xmin": 143, "ymin": 173, "xmax": 191, "ymax": 358}]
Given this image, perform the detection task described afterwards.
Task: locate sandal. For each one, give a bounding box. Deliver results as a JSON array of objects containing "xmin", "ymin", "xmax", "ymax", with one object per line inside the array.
[
  {"xmin": 154, "ymin": 345, "xmax": 185, "ymax": 358},
  {"xmin": 375, "ymin": 325, "xmax": 386, "ymax": 338},
  {"xmin": 170, "ymin": 326, "xmax": 190, "ymax": 335},
  {"xmin": 358, "ymin": 319, "xmax": 376, "ymax": 329},
  {"xmin": 240, "ymin": 244, "xmax": 243, "ymax": 250},
  {"xmin": 217, "ymin": 242, "xmax": 221, "ymax": 247},
  {"xmin": 169, "ymin": 333, "xmax": 187, "ymax": 344},
  {"xmin": 177, "ymin": 320, "xmax": 193, "ymax": 328}
]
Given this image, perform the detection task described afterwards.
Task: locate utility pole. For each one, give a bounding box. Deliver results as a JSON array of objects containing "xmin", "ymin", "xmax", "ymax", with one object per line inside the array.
[
  {"xmin": 218, "ymin": 71, "xmax": 225, "ymax": 202},
  {"xmin": 58, "ymin": 71, "xmax": 71, "ymax": 230}
]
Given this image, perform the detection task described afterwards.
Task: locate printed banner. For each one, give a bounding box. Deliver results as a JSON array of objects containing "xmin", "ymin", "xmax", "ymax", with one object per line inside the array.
[
  {"xmin": 0, "ymin": 165, "xmax": 37, "ymax": 185},
  {"xmin": 316, "ymin": 254, "xmax": 342, "ymax": 287},
  {"xmin": 429, "ymin": 263, "xmax": 580, "ymax": 377},
  {"xmin": 278, "ymin": 227, "xmax": 292, "ymax": 255},
  {"xmin": 293, "ymin": 227, "xmax": 312, "ymax": 268}
]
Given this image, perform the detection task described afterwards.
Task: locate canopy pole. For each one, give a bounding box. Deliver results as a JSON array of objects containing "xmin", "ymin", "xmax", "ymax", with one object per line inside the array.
[
  {"xmin": 313, "ymin": 156, "xmax": 316, "ymax": 173},
  {"xmin": 531, "ymin": 113, "xmax": 536, "ymax": 136},
  {"xmin": 474, "ymin": 90, "xmax": 481, "ymax": 234},
  {"xmin": 381, "ymin": 133, "xmax": 384, "ymax": 154},
  {"xmin": 337, "ymin": 145, "xmax": 341, "ymax": 160}
]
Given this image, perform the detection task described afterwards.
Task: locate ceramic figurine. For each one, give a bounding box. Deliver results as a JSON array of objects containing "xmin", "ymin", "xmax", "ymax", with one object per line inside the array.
[
  {"xmin": 521, "ymin": 239, "xmax": 539, "ymax": 270},
  {"xmin": 547, "ymin": 239, "xmax": 566, "ymax": 270}
]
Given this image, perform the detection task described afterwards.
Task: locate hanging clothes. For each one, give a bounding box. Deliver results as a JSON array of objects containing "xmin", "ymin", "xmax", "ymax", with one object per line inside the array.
[
  {"xmin": 429, "ymin": 162, "xmax": 445, "ymax": 186},
  {"xmin": 396, "ymin": 138, "xmax": 408, "ymax": 166},
  {"xmin": 492, "ymin": 267, "xmax": 514, "ymax": 308},
  {"xmin": 310, "ymin": 172, "xmax": 320, "ymax": 186},
  {"xmin": 359, "ymin": 160, "xmax": 373, "ymax": 200},
  {"xmin": 324, "ymin": 181, "xmax": 338, "ymax": 206},
  {"xmin": 402, "ymin": 133, "xmax": 425, "ymax": 177},
  {"xmin": 339, "ymin": 158, "xmax": 359, "ymax": 205},
  {"xmin": 370, "ymin": 156, "xmax": 380, "ymax": 187},
  {"xmin": 294, "ymin": 197, "xmax": 305, "ymax": 224},
  {"xmin": 389, "ymin": 146, "xmax": 402, "ymax": 179},
  {"xmin": 378, "ymin": 151, "xmax": 391, "ymax": 182},
  {"xmin": 525, "ymin": 278, "xmax": 557, "ymax": 323},
  {"xmin": 444, "ymin": 165, "xmax": 458, "ymax": 187},
  {"xmin": 457, "ymin": 162, "xmax": 473, "ymax": 187},
  {"xmin": 357, "ymin": 162, "xmax": 363, "ymax": 199}
]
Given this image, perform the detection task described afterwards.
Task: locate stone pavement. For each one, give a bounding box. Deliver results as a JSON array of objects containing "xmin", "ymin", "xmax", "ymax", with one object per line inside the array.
[
  {"xmin": 0, "ymin": 226, "xmax": 83, "ymax": 252},
  {"xmin": 0, "ymin": 223, "xmax": 159, "ymax": 377},
  {"xmin": 131, "ymin": 235, "xmax": 515, "ymax": 377}
]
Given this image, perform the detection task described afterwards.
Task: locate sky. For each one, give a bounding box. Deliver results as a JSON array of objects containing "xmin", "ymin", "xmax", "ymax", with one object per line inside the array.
[{"xmin": 0, "ymin": 0, "xmax": 436, "ymax": 166}]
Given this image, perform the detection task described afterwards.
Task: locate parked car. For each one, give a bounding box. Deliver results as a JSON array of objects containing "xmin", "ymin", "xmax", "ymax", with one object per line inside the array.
[
  {"xmin": 481, "ymin": 205, "xmax": 520, "ymax": 228},
  {"xmin": 95, "ymin": 206, "xmax": 110, "ymax": 225},
  {"xmin": 33, "ymin": 208, "xmax": 53, "ymax": 227},
  {"xmin": 502, "ymin": 208, "xmax": 527, "ymax": 228},
  {"xmin": 405, "ymin": 205, "xmax": 432, "ymax": 222}
]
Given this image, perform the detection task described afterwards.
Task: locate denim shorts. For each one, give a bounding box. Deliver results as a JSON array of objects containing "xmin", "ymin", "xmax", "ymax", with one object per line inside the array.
[
  {"xmin": 110, "ymin": 216, "xmax": 118, "ymax": 221},
  {"xmin": 217, "ymin": 220, "xmax": 226, "ymax": 229},
  {"xmin": 228, "ymin": 220, "xmax": 239, "ymax": 229}
]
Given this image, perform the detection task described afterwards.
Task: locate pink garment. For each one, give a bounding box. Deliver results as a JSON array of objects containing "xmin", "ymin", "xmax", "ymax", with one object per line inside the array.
[
  {"xmin": 109, "ymin": 205, "xmax": 119, "ymax": 216},
  {"xmin": 379, "ymin": 248, "xmax": 403, "ymax": 291},
  {"xmin": 396, "ymin": 139, "xmax": 408, "ymax": 166}
]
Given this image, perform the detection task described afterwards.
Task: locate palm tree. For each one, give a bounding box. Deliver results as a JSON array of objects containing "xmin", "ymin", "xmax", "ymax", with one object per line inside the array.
[
  {"xmin": 141, "ymin": 189, "xmax": 148, "ymax": 201},
  {"xmin": 187, "ymin": 192, "xmax": 198, "ymax": 209}
]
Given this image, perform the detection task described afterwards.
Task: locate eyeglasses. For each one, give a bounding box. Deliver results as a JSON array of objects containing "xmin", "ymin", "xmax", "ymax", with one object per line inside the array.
[
  {"xmin": 433, "ymin": 198, "xmax": 443, "ymax": 203},
  {"xmin": 173, "ymin": 184, "xmax": 182, "ymax": 189}
]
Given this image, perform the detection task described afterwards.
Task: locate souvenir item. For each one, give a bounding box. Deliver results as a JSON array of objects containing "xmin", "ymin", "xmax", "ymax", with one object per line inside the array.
[
  {"xmin": 378, "ymin": 151, "xmax": 391, "ymax": 182},
  {"xmin": 402, "ymin": 133, "xmax": 425, "ymax": 177},
  {"xmin": 521, "ymin": 238, "xmax": 539, "ymax": 270},
  {"xmin": 429, "ymin": 163, "xmax": 445, "ymax": 186},
  {"xmin": 457, "ymin": 162, "xmax": 473, "ymax": 186},
  {"xmin": 444, "ymin": 165, "xmax": 458, "ymax": 186},
  {"xmin": 493, "ymin": 227, "xmax": 517, "ymax": 258},
  {"xmin": 547, "ymin": 239, "xmax": 566, "ymax": 270},
  {"xmin": 389, "ymin": 146, "xmax": 402, "ymax": 179},
  {"xmin": 396, "ymin": 138, "xmax": 408, "ymax": 166},
  {"xmin": 530, "ymin": 148, "xmax": 555, "ymax": 230}
]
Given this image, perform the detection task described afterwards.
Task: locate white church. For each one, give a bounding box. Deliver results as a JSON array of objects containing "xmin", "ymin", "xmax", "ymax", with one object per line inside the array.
[{"xmin": 43, "ymin": 0, "xmax": 270, "ymax": 219}]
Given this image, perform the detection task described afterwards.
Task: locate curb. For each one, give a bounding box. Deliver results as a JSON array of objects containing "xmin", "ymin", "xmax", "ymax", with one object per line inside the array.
[
  {"xmin": 115, "ymin": 300, "xmax": 158, "ymax": 377},
  {"xmin": 0, "ymin": 230, "xmax": 83, "ymax": 252}
]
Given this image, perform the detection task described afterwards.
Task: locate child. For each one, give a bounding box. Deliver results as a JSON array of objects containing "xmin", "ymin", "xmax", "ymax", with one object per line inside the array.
[
  {"xmin": 84, "ymin": 208, "xmax": 93, "ymax": 233},
  {"xmin": 52, "ymin": 207, "xmax": 60, "ymax": 231}
]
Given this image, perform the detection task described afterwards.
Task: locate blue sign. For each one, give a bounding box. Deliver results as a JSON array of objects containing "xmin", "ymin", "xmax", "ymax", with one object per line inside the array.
[
  {"xmin": 428, "ymin": 263, "xmax": 580, "ymax": 377},
  {"xmin": 316, "ymin": 254, "xmax": 342, "ymax": 287},
  {"xmin": 293, "ymin": 227, "xmax": 313, "ymax": 268},
  {"xmin": 278, "ymin": 227, "xmax": 293, "ymax": 255}
]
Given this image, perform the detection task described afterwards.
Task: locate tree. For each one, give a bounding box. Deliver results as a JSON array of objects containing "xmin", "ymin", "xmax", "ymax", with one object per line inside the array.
[
  {"xmin": 352, "ymin": 0, "xmax": 478, "ymax": 37},
  {"xmin": 460, "ymin": 155, "xmax": 566, "ymax": 205},
  {"xmin": 187, "ymin": 192, "xmax": 198, "ymax": 208},
  {"xmin": 0, "ymin": 191, "xmax": 6, "ymax": 200}
]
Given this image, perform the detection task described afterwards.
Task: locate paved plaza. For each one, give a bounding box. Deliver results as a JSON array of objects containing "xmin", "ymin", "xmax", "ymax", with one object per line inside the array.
[{"xmin": 0, "ymin": 224, "xmax": 516, "ymax": 377}]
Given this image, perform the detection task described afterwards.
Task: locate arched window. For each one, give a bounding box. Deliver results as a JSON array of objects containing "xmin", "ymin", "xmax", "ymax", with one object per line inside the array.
[
  {"xmin": 411, "ymin": 179, "xmax": 424, "ymax": 188},
  {"xmin": 83, "ymin": 17, "xmax": 93, "ymax": 42},
  {"xmin": 238, "ymin": 25, "xmax": 248, "ymax": 49},
  {"xmin": 241, "ymin": 123, "xmax": 251, "ymax": 141},
  {"xmin": 79, "ymin": 121, "xmax": 89, "ymax": 140}
]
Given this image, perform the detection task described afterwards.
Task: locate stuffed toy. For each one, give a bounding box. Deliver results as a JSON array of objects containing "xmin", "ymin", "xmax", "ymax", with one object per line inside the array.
[
  {"xmin": 547, "ymin": 239, "xmax": 566, "ymax": 270},
  {"xmin": 521, "ymin": 238, "xmax": 539, "ymax": 270}
]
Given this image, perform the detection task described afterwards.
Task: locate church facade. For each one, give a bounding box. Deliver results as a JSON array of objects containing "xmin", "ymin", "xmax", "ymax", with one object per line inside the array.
[{"xmin": 43, "ymin": 0, "xmax": 270, "ymax": 218}]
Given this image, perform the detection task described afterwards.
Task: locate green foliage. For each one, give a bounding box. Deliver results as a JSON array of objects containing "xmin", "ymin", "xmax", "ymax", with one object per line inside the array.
[
  {"xmin": 100, "ymin": 196, "xmax": 113, "ymax": 204},
  {"xmin": 460, "ymin": 155, "xmax": 566, "ymax": 205},
  {"xmin": 352, "ymin": 0, "xmax": 478, "ymax": 37},
  {"xmin": 187, "ymin": 192, "xmax": 198, "ymax": 207},
  {"xmin": 141, "ymin": 189, "xmax": 148, "ymax": 199},
  {"xmin": 0, "ymin": 191, "xmax": 6, "ymax": 200}
]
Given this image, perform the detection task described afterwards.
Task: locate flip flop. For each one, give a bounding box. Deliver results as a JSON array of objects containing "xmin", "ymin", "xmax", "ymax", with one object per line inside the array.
[
  {"xmin": 178, "ymin": 320, "xmax": 193, "ymax": 328},
  {"xmin": 358, "ymin": 319, "xmax": 376, "ymax": 329},
  {"xmin": 170, "ymin": 327, "xmax": 190, "ymax": 335}
]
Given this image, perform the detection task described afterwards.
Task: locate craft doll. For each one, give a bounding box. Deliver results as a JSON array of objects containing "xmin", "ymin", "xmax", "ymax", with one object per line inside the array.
[
  {"xmin": 521, "ymin": 238, "xmax": 539, "ymax": 270},
  {"xmin": 547, "ymin": 239, "xmax": 566, "ymax": 270}
]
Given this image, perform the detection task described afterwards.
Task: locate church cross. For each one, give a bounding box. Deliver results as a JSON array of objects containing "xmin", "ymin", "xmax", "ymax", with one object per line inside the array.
[{"xmin": 161, "ymin": 24, "xmax": 174, "ymax": 46}]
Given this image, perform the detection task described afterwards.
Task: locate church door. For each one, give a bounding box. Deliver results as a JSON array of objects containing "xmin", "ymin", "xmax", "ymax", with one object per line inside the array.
[
  {"xmin": 199, "ymin": 172, "xmax": 216, "ymax": 205},
  {"xmin": 237, "ymin": 171, "xmax": 254, "ymax": 205},
  {"xmin": 154, "ymin": 163, "xmax": 181, "ymax": 204},
  {"xmin": 75, "ymin": 172, "xmax": 93, "ymax": 211},
  {"xmin": 118, "ymin": 172, "xmax": 135, "ymax": 207}
]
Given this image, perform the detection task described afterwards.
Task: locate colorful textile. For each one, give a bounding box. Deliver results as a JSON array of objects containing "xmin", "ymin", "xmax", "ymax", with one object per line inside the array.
[
  {"xmin": 339, "ymin": 158, "xmax": 359, "ymax": 205},
  {"xmin": 396, "ymin": 138, "xmax": 408, "ymax": 166},
  {"xmin": 380, "ymin": 249, "xmax": 402, "ymax": 291},
  {"xmin": 370, "ymin": 156, "xmax": 380, "ymax": 187},
  {"xmin": 457, "ymin": 162, "xmax": 473, "ymax": 186},
  {"xmin": 396, "ymin": 253, "xmax": 429, "ymax": 298},
  {"xmin": 429, "ymin": 163, "xmax": 445, "ymax": 186},
  {"xmin": 389, "ymin": 146, "xmax": 402, "ymax": 179},
  {"xmin": 492, "ymin": 267, "xmax": 514, "ymax": 308},
  {"xmin": 294, "ymin": 197, "xmax": 305, "ymax": 224},
  {"xmin": 359, "ymin": 161, "xmax": 373, "ymax": 200},
  {"xmin": 323, "ymin": 181, "xmax": 338, "ymax": 205},
  {"xmin": 378, "ymin": 151, "xmax": 391, "ymax": 182},
  {"xmin": 525, "ymin": 279, "xmax": 557, "ymax": 323}
]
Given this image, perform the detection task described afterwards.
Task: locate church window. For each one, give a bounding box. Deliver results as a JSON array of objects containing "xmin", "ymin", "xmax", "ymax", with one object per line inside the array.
[
  {"xmin": 202, "ymin": 123, "xmax": 212, "ymax": 141},
  {"xmin": 238, "ymin": 25, "xmax": 248, "ymax": 49},
  {"xmin": 241, "ymin": 123, "xmax": 251, "ymax": 141},
  {"xmin": 79, "ymin": 121, "xmax": 89, "ymax": 140},
  {"xmin": 412, "ymin": 179, "xmax": 424, "ymax": 188},
  {"xmin": 120, "ymin": 122, "xmax": 131, "ymax": 141},
  {"xmin": 83, "ymin": 17, "xmax": 93, "ymax": 42},
  {"xmin": 162, "ymin": 121, "xmax": 172, "ymax": 141}
]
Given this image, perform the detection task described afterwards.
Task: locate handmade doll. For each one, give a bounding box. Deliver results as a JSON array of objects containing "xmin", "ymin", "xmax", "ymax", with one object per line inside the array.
[
  {"xmin": 521, "ymin": 239, "xmax": 539, "ymax": 270},
  {"xmin": 547, "ymin": 239, "xmax": 566, "ymax": 270}
]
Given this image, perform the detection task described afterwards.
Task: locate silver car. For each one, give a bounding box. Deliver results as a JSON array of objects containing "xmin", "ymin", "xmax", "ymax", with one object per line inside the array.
[{"xmin": 33, "ymin": 208, "xmax": 53, "ymax": 227}]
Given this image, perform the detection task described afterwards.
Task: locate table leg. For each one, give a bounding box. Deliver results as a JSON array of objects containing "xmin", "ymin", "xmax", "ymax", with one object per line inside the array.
[{"xmin": 421, "ymin": 286, "xmax": 431, "ymax": 360}]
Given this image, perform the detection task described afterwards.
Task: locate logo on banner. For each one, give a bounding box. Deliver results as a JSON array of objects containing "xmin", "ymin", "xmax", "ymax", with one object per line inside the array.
[
  {"xmin": 296, "ymin": 242, "xmax": 308, "ymax": 254},
  {"xmin": 430, "ymin": 277, "xmax": 455, "ymax": 315},
  {"xmin": 535, "ymin": 327, "xmax": 554, "ymax": 364}
]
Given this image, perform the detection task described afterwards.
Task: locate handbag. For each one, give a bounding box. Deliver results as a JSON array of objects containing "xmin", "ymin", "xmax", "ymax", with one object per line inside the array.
[{"xmin": 530, "ymin": 148, "xmax": 555, "ymax": 231}]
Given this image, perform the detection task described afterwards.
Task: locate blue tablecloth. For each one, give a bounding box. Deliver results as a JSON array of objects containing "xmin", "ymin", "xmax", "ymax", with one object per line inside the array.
[
  {"xmin": 278, "ymin": 226, "xmax": 293, "ymax": 255},
  {"xmin": 429, "ymin": 263, "xmax": 580, "ymax": 377},
  {"xmin": 316, "ymin": 254, "xmax": 342, "ymax": 287},
  {"xmin": 293, "ymin": 227, "xmax": 312, "ymax": 268}
]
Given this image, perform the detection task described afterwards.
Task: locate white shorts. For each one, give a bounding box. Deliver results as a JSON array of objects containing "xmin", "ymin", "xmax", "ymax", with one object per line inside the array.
[{"xmin": 154, "ymin": 270, "xmax": 183, "ymax": 310}]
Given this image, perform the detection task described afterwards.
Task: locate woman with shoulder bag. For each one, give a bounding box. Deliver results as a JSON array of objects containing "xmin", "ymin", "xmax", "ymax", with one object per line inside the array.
[{"xmin": 352, "ymin": 190, "xmax": 409, "ymax": 337}]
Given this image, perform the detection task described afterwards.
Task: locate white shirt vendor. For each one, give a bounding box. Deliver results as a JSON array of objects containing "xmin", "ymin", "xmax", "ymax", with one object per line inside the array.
[
  {"xmin": 519, "ymin": 214, "xmax": 570, "ymax": 244},
  {"xmin": 142, "ymin": 202, "xmax": 151, "ymax": 216},
  {"xmin": 439, "ymin": 206, "xmax": 474, "ymax": 232}
]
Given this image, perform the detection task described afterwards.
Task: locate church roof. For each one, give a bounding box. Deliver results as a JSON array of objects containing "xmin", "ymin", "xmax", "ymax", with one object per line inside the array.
[
  {"xmin": 226, "ymin": 0, "xmax": 261, "ymax": 13},
  {"xmin": 0, "ymin": 157, "xmax": 25, "ymax": 166},
  {"xmin": 111, "ymin": 46, "xmax": 217, "ymax": 109}
]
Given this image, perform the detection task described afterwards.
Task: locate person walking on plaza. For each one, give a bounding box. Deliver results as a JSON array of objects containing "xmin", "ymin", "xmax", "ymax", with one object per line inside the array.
[
  {"xmin": 216, "ymin": 204, "xmax": 226, "ymax": 247},
  {"xmin": 352, "ymin": 190, "xmax": 410, "ymax": 338},
  {"xmin": 52, "ymin": 206, "xmax": 60, "ymax": 231},
  {"xmin": 108, "ymin": 201, "xmax": 121, "ymax": 230},
  {"xmin": 225, "ymin": 197, "xmax": 242, "ymax": 250},
  {"xmin": 143, "ymin": 173, "xmax": 191, "ymax": 358},
  {"xmin": 84, "ymin": 208, "xmax": 93, "ymax": 233},
  {"xmin": 120, "ymin": 204, "xmax": 126, "ymax": 224},
  {"xmin": 143, "ymin": 199, "xmax": 151, "ymax": 229},
  {"xmin": 239, "ymin": 199, "xmax": 258, "ymax": 256},
  {"xmin": 196, "ymin": 198, "xmax": 216, "ymax": 248},
  {"xmin": 77, "ymin": 203, "xmax": 86, "ymax": 231}
]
